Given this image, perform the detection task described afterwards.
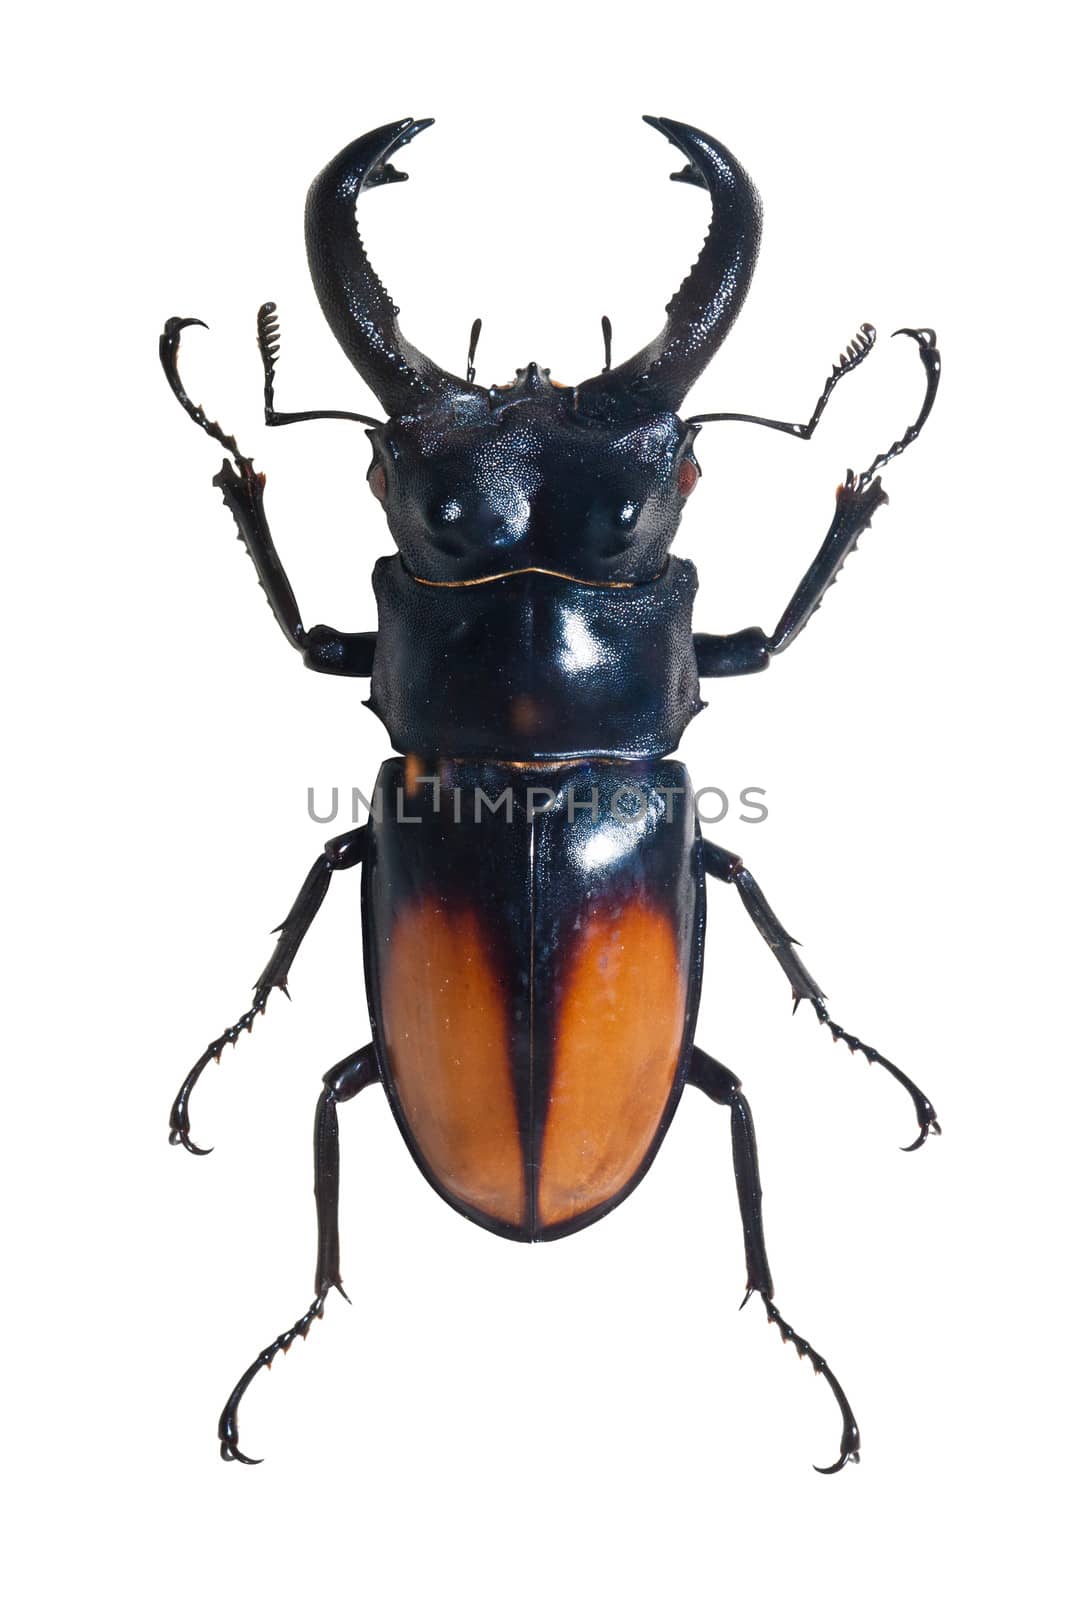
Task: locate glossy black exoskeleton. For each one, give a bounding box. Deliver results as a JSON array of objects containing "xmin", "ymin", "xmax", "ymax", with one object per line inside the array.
[{"xmin": 161, "ymin": 116, "xmax": 941, "ymax": 1470}]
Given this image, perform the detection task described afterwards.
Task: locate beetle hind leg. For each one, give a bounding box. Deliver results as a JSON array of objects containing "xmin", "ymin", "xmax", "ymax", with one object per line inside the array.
[
  {"xmin": 688, "ymin": 1046, "xmax": 861, "ymax": 1475},
  {"xmin": 217, "ymin": 1043, "xmax": 379, "ymax": 1465}
]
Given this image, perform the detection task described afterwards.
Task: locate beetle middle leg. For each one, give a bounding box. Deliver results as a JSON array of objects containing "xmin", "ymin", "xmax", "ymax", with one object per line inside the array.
[
  {"xmin": 218, "ymin": 1043, "xmax": 380, "ymax": 1464},
  {"xmin": 702, "ymin": 839, "xmax": 941, "ymax": 1149},
  {"xmin": 688, "ymin": 1046, "xmax": 860, "ymax": 1475},
  {"xmin": 168, "ymin": 824, "xmax": 367, "ymax": 1154}
]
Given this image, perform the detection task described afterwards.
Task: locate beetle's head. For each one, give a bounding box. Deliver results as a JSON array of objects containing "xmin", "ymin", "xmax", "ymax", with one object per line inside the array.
[
  {"xmin": 362, "ymin": 360, "xmax": 701, "ymax": 584},
  {"xmin": 306, "ymin": 116, "xmax": 760, "ymax": 584}
]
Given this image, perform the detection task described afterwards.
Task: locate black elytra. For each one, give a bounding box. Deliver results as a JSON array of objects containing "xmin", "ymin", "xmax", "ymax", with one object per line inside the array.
[{"xmin": 160, "ymin": 115, "xmax": 942, "ymax": 1471}]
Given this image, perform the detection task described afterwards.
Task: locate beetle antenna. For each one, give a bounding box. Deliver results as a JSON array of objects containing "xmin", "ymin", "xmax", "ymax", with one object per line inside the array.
[
  {"xmin": 466, "ymin": 317, "xmax": 483, "ymax": 384},
  {"xmin": 601, "ymin": 315, "xmax": 613, "ymax": 373},
  {"xmin": 257, "ymin": 302, "xmax": 386, "ymax": 430},
  {"xmin": 259, "ymin": 301, "xmax": 281, "ymax": 414},
  {"xmin": 687, "ymin": 323, "xmax": 877, "ymax": 437}
]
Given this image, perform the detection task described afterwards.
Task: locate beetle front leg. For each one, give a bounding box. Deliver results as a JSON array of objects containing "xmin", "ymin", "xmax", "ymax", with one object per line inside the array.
[
  {"xmin": 702, "ymin": 840, "xmax": 941, "ymax": 1150},
  {"xmin": 694, "ymin": 472, "xmax": 888, "ymax": 674},
  {"xmin": 168, "ymin": 825, "xmax": 367, "ymax": 1155},
  {"xmin": 159, "ymin": 317, "xmax": 376, "ymax": 677},
  {"xmin": 696, "ymin": 328, "xmax": 940, "ymax": 675},
  {"xmin": 688, "ymin": 1047, "xmax": 860, "ymax": 1474},
  {"xmin": 211, "ymin": 456, "xmax": 377, "ymax": 676},
  {"xmin": 218, "ymin": 1044, "xmax": 380, "ymax": 1464}
]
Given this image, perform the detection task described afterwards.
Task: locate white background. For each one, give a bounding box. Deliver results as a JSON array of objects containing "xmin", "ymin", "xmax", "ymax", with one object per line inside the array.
[{"xmin": 5, "ymin": 3, "xmax": 1062, "ymax": 1595}]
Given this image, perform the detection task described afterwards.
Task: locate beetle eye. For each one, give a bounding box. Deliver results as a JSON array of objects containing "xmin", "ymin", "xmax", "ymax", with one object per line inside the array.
[
  {"xmin": 677, "ymin": 459, "xmax": 700, "ymax": 498},
  {"xmin": 368, "ymin": 463, "xmax": 387, "ymax": 502}
]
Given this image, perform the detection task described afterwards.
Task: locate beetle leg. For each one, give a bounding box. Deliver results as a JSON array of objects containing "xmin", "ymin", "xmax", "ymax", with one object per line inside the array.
[
  {"xmin": 695, "ymin": 330, "xmax": 940, "ymax": 673},
  {"xmin": 855, "ymin": 329, "xmax": 941, "ymax": 491},
  {"xmin": 766, "ymin": 470, "xmax": 890, "ymax": 652},
  {"xmin": 693, "ymin": 474, "xmax": 887, "ymax": 672},
  {"xmin": 688, "ymin": 1047, "xmax": 861, "ymax": 1475},
  {"xmin": 211, "ymin": 455, "xmax": 377, "ymax": 676},
  {"xmin": 218, "ymin": 1045, "xmax": 380, "ymax": 1464},
  {"xmin": 702, "ymin": 840, "xmax": 941, "ymax": 1150},
  {"xmin": 159, "ymin": 317, "xmax": 376, "ymax": 676},
  {"xmin": 168, "ymin": 826, "xmax": 367, "ymax": 1155}
]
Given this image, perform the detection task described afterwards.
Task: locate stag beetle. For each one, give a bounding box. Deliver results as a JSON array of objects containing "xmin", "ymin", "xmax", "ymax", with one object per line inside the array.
[{"xmin": 161, "ymin": 116, "xmax": 941, "ymax": 1471}]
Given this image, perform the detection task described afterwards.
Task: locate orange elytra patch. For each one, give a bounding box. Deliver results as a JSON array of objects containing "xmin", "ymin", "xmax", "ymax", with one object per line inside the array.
[
  {"xmin": 380, "ymin": 899, "xmax": 525, "ymax": 1227},
  {"xmin": 539, "ymin": 901, "xmax": 685, "ymax": 1228}
]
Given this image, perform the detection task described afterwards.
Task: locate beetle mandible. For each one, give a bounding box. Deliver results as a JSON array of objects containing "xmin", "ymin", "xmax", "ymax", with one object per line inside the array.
[{"xmin": 161, "ymin": 116, "xmax": 941, "ymax": 1470}]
